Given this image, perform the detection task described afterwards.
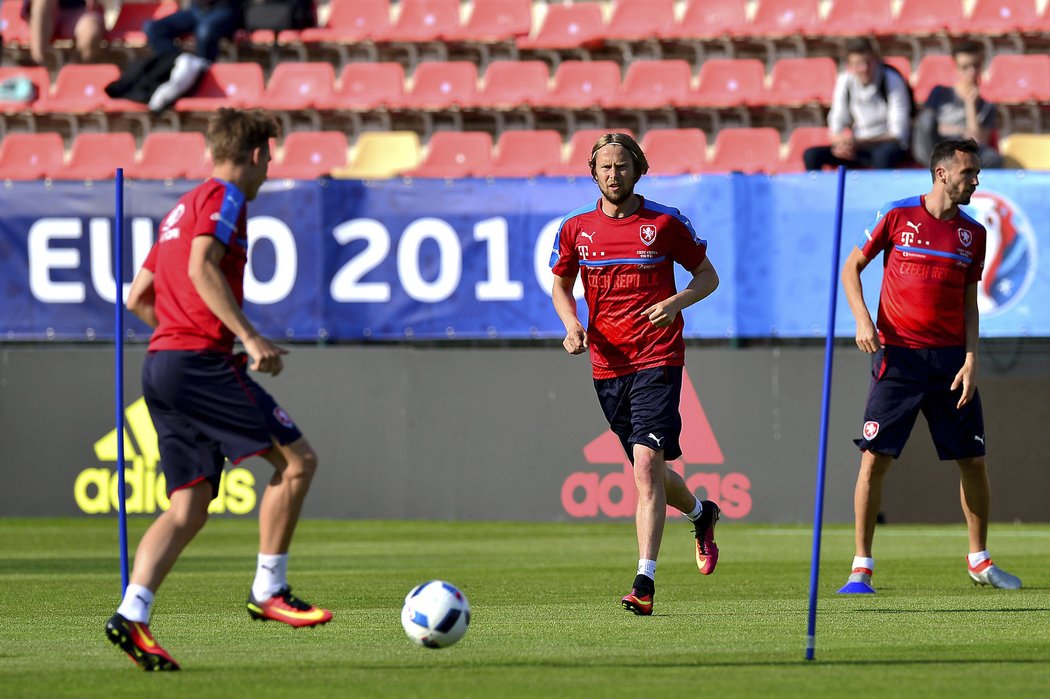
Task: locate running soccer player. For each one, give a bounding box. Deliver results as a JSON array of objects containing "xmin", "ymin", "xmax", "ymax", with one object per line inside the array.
[
  {"xmin": 550, "ymin": 133, "xmax": 721, "ymax": 615},
  {"xmin": 839, "ymin": 137, "xmax": 1021, "ymax": 593},
  {"xmin": 105, "ymin": 108, "xmax": 331, "ymax": 672}
]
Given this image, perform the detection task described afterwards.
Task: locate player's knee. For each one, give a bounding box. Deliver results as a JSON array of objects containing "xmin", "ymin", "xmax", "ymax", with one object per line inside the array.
[
  {"xmin": 285, "ymin": 448, "xmax": 318, "ymax": 481},
  {"xmin": 957, "ymin": 455, "xmax": 987, "ymax": 473}
]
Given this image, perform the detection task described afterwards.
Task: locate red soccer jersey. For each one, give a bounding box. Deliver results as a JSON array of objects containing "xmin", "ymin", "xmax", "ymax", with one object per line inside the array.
[
  {"xmin": 143, "ymin": 178, "xmax": 249, "ymax": 353},
  {"xmin": 860, "ymin": 194, "xmax": 986, "ymax": 349},
  {"xmin": 550, "ymin": 197, "xmax": 708, "ymax": 378}
]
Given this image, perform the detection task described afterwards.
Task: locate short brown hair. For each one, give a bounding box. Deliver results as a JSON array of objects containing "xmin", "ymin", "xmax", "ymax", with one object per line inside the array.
[
  {"xmin": 952, "ymin": 40, "xmax": 983, "ymax": 59},
  {"xmin": 844, "ymin": 37, "xmax": 878, "ymax": 58},
  {"xmin": 588, "ymin": 133, "xmax": 649, "ymax": 183},
  {"xmin": 929, "ymin": 137, "xmax": 980, "ymax": 179},
  {"xmin": 206, "ymin": 108, "xmax": 280, "ymax": 165}
]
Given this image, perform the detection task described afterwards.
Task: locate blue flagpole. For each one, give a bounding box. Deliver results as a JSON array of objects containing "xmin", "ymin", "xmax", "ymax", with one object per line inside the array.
[{"xmin": 115, "ymin": 168, "xmax": 129, "ymax": 594}]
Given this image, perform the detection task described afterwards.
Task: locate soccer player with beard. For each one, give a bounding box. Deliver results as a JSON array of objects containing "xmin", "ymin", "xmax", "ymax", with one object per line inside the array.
[
  {"xmin": 839, "ymin": 138, "xmax": 1022, "ymax": 593},
  {"xmin": 550, "ymin": 133, "xmax": 721, "ymax": 615}
]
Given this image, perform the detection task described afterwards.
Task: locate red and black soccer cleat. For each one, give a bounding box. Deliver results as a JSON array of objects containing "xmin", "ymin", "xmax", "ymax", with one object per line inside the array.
[
  {"xmin": 621, "ymin": 589, "xmax": 654, "ymax": 616},
  {"xmin": 246, "ymin": 587, "xmax": 332, "ymax": 627},
  {"xmin": 693, "ymin": 500, "xmax": 721, "ymax": 575},
  {"xmin": 105, "ymin": 613, "xmax": 180, "ymax": 671}
]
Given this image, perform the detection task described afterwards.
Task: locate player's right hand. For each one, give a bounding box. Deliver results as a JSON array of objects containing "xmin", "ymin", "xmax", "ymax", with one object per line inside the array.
[
  {"xmin": 855, "ymin": 319, "xmax": 880, "ymax": 353},
  {"xmin": 244, "ymin": 334, "xmax": 289, "ymax": 376},
  {"xmin": 563, "ymin": 327, "xmax": 588, "ymax": 355}
]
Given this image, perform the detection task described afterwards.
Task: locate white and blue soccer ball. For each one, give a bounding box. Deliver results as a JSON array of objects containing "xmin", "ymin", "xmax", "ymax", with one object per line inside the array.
[{"xmin": 400, "ymin": 580, "xmax": 471, "ymax": 648}]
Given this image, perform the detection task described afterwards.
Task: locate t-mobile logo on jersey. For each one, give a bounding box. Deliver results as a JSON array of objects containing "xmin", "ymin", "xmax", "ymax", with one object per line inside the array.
[{"xmin": 560, "ymin": 370, "xmax": 752, "ymax": 520}]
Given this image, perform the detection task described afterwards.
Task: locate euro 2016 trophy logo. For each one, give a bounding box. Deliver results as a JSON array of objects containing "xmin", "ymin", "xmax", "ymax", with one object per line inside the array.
[{"xmin": 965, "ymin": 192, "xmax": 1037, "ymax": 316}]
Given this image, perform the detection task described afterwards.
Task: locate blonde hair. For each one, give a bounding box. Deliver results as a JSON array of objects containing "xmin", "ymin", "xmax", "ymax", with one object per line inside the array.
[
  {"xmin": 206, "ymin": 108, "xmax": 280, "ymax": 165},
  {"xmin": 588, "ymin": 133, "xmax": 649, "ymax": 183}
]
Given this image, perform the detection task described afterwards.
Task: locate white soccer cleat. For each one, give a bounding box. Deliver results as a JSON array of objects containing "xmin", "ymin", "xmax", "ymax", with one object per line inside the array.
[{"xmin": 968, "ymin": 559, "xmax": 1022, "ymax": 590}]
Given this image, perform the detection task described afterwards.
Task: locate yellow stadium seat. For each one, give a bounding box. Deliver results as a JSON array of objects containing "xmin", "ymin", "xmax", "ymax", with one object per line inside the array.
[
  {"xmin": 1000, "ymin": 134, "xmax": 1050, "ymax": 170},
  {"xmin": 333, "ymin": 131, "xmax": 421, "ymax": 179}
]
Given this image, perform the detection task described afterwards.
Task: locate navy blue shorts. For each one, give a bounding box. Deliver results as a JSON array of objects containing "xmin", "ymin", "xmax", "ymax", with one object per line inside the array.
[
  {"xmin": 594, "ymin": 366, "xmax": 683, "ymax": 463},
  {"xmin": 142, "ymin": 351, "xmax": 303, "ymax": 498},
  {"xmin": 855, "ymin": 346, "xmax": 986, "ymax": 461}
]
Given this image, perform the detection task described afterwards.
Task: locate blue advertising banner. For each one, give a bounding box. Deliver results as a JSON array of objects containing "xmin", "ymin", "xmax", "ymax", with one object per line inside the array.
[{"xmin": 0, "ymin": 171, "xmax": 1045, "ymax": 341}]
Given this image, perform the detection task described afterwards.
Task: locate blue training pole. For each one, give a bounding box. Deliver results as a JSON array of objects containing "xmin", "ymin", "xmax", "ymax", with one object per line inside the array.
[
  {"xmin": 805, "ymin": 165, "xmax": 847, "ymax": 661},
  {"xmin": 115, "ymin": 168, "xmax": 129, "ymax": 594}
]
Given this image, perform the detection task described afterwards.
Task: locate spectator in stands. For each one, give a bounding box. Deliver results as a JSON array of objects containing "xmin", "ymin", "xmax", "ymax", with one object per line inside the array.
[
  {"xmin": 144, "ymin": 0, "xmax": 245, "ymax": 63},
  {"xmin": 912, "ymin": 41, "xmax": 1003, "ymax": 169},
  {"xmin": 24, "ymin": 0, "xmax": 104, "ymax": 65},
  {"xmin": 804, "ymin": 38, "xmax": 912, "ymax": 171}
]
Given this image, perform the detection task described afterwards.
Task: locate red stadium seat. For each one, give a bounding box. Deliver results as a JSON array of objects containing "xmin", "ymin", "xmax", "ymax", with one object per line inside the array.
[
  {"xmin": 545, "ymin": 128, "xmax": 636, "ymax": 177},
  {"xmin": 298, "ymin": 0, "xmax": 390, "ymax": 43},
  {"xmin": 0, "ymin": 66, "xmax": 50, "ymax": 112},
  {"xmin": 704, "ymin": 127, "xmax": 781, "ymax": 173},
  {"xmin": 108, "ymin": 1, "xmax": 179, "ymax": 47},
  {"xmin": 981, "ymin": 53, "xmax": 1050, "ymax": 103},
  {"xmin": 404, "ymin": 131, "xmax": 493, "ymax": 178},
  {"xmin": 895, "ymin": 0, "xmax": 964, "ymax": 35},
  {"xmin": 517, "ymin": 3, "xmax": 604, "ymax": 50},
  {"xmin": 475, "ymin": 129, "xmax": 563, "ymax": 177},
  {"xmin": 534, "ymin": 60, "xmax": 620, "ymax": 110},
  {"xmin": 820, "ymin": 0, "xmax": 893, "ymax": 37},
  {"xmin": 883, "ymin": 56, "xmax": 913, "ymax": 85},
  {"xmin": 681, "ymin": 58, "xmax": 765, "ymax": 108},
  {"xmin": 605, "ymin": 59, "xmax": 692, "ymax": 110},
  {"xmin": 269, "ymin": 131, "xmax": 348, "ymax": 179},
  {"xmin": 449, "ymin": 0, "xmax": 532, "ymax": 42},
  {"xmin": 382, "ymin": 0, "xmax": 461, "ymax": 42},
  {"xmin": 667, "ymin": 0, "xmax": 749, "ymax": 40},
  {"xmin": 174, "ymin": 63, "xmax": 265, "ymax": 112},
  {"xmin": 912, "ymin": 54, "xmax": 958, "ymax": 104},
  {"xmin": 959, "ymin": 0, "xmax": 1050, "ymax": 36},
  {"xmin": 125, "ymin": 131, "xmax": 210, "ymax": 180},
  {"xmin": 258, "ymin": 62, "xmax": 336, "ymax": 111},
  {"xmin": 766, "ymin": 57, "xmax": 837, "ymax": 106},
  {"xmin": 0, "ymin": 132, "xmax": 65, "ymax": 180},
  {"xmin": 772, "ymin": 126, "xmax": 830, "ymax": 173},
  {"xmin": 1, "ymin": 0, "xmax": 30, "ymax": 45},
  {"xmin": 33, "ymin": 64, "xmax": 120, "ymax": 113},
  {"xmin": 393, "ymin": 61, "xmax": 477, "ymax": 110},
  {"xmin": 471, "ymin": 60, "xmax": 549, "ymax": 109},
  {"xmin": 641, "ymin": 128, "xmax": 708, "ymax": 175},
  {"xmin": 53, "ymin": 132, "xmax": 137, "ymax": 180},
  {"xmin": 605, "ymin": 0, "xmax": 676, "ymax": 42},
  {"xmin": 315, "ymin": 62, "xmax": 405, "ymax": 110},
  {"xmin": 748, "ymin": 0, "xmax": 821, "ymax": 37}
]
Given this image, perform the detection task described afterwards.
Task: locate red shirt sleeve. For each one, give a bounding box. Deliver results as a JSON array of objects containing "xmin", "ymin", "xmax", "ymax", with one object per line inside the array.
[
  {"xmin": 142, "ymin": 242, "xmax": 158, "ymax": 272},
  {"xmin": 667, "ymin": 217, "xmax": 707, "ymax": 271},
  {"xmin": 550, "ymin": 216, "xmax": 580, "ymax": 278},
  {"xmin": 968, "ymin": 225, "xmax": 987, "ymax": 284},
  {"xmin": 861, "ymin": 207, "xmax": 894, "ymax": 260}
]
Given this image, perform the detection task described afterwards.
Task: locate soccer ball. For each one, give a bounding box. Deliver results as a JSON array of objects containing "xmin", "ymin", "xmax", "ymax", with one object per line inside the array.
[{"xmin": 400, "ymin": 580, "xmax": 471, "ymax": 648}]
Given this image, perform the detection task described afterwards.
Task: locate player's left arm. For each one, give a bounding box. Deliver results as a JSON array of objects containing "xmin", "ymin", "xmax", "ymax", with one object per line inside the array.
[
  {"xmin": 951, "ymin": 282, "xmax": 980, "ymax": 409},
  {"xmin": 125, "ymin": 265, "xmax": 158, "ymax": 329},
  {"xmin": 643, "ymin": 257, "xmax": 719, "ymax": 328}
]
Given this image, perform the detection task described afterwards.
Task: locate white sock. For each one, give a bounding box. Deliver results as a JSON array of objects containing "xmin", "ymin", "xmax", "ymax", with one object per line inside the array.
[
  {"xmin": 252, "ymin": 553, "xmax": 288, "ymax": 601},
  {"xmin": 685, "ymin": 498, "xmax": 703, "ymax": 521},
  {"xmin": 967, "ymin": 550, "xmax": 991, "ymax": 567},
  {"xmin": 116, "ymin": 584, "xmax": 154, "ymax": 624},
  {"xmin": 852, "ymin": 556, "xmax": 875, "ymax": 572},
  {"xmin": 637, "ymin": 559, "xmax": 657, "ymax": 581}
]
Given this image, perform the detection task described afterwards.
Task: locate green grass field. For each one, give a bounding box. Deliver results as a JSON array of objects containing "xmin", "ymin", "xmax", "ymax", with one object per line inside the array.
[{"xmin": 1, "ymin": 518, "xmax": 1048, "ymax": 698}]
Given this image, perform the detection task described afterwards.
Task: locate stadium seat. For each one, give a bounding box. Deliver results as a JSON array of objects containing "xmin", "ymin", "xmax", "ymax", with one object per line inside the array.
[
  {"xmin": 534, "ymin": 60, "xmax": 620, "ymax": 110},
  {"xmin": 268, "ymin": 131, "xmax": 348, "ymax": 180},
  {"xmin": 0, "ymin": 66, "xmax": 50, "ymax": 112},
  {"xmin": 258, "ymin": 62, "xmax": 336, "ymax": 111},
  {"xmin": 471, "ymin": 60, "xmax": 549, "ymax": 109},
  {"xmin": 1000, "ymin": 133, "xmax": 1050, "ymax": 169},
  {"xmin": 604, "ymin": 0, "xmax": 676, "ymax": 42},
  {"xmin": 912, "ymin": 54, "xmax": 957, "ymax": 104},
  {"xmin": 748, "ymin": 0, "xmax": 821, "ymax": 37},
  {"xmin": 298, "ymin": 0, "xmax": 390, "ymax": 43},
  {"xmin": 33, "ymin": 64, "xmax": 121, "ymax": 113},
  {"xmin": 383, "ymin": 0, "xmax": 461, "ymax": 43},
  {"xmin": 704, "ymin": 127, "xmax": 781, "ymax": 173},
  {"xmin": 895, "ymin": 0, "xmax": 963, "ymax": 35},
  {"xmin": 640, "ymin": 128, "xmax": 708, "ymax": 175},
  {"xmin": 772, "ymin": 126, "xmax": 830, "ymax": 173},
  {"xmin": 333, "ymin": 131, "xmax": 421, "ymax": 179},
  {"xmin": 959, "ymin": 0, "xmax": 1050, "ymax": 36},
  {"xmin": 517, "ymin": 3, "xmax": 604, "ymax": 50},
  {"xmin": 820, "ymin": 0, "xmax": 893, "ymax": 37},
  {"xmin": 475, "ymin": 129, "xmax": 563, "ymax": 177},
  {"xmin": 173, "ymin": 63, "xmax": 265, "ymax": 112},
  {"xmin": 124, "ymin": 131, "xmax": 210, "ymax": 180},
  {"xmin": 1, "ymin": 0, "xmax": 30, "ymax": 45},
  {"xmin": 666, "ymin": 0, "xmax": 749, "ymax": 40},
  {"xmin": 107, "ymin": 1, "xmax": 179, "ymax": 47},
  {"xmin": 393, "ymin": 61, "xmax": 478, "ymax": 110},
  {"xmin": 315, "ymin": 62, "xmax": 404, "ymax": 111},
  {"xmin": 980, "ymin": 54, "xmax": 1050, "ymax": 103},
  {"xmin": 605, "ymin": 59, "xmax": 692, "ymax": 110},
  {"xmin": 51, "ymin": 132, "xmax": 137, "ymax": 180},
  {"xmin": 448, "ymin": 0, "xmax": 532, "ymax": 42},
  {"xmin": 680, "ymin": 58, "xmax": 765, "ymax": 108},
  {"xmin": 404, "ymin": 131, "xmax": 493, "ymax": 178},
  {"xmin": 0, "ymin": 132, "xmax": 65, "ymax": 180},
  {"xmin": 544, "ymin": 128, "xmax": 636, "ymax": 177},
  {"xmin": 766, "ymin": 57, "xmax": 837, "ymax": 106}
]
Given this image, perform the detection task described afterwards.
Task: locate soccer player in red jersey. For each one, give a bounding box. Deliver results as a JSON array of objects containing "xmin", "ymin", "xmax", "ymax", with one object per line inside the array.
[
  {"xmin": 105, "ymin": 109, "xmax": 331, "ymax": 672},
  {"xmin": 551, "ymin": 134, "xmax": 721, "ymax": 615},
  {"xmin": 839, "ymin": 138, "xmax": 1021, "ymax": 593}
]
